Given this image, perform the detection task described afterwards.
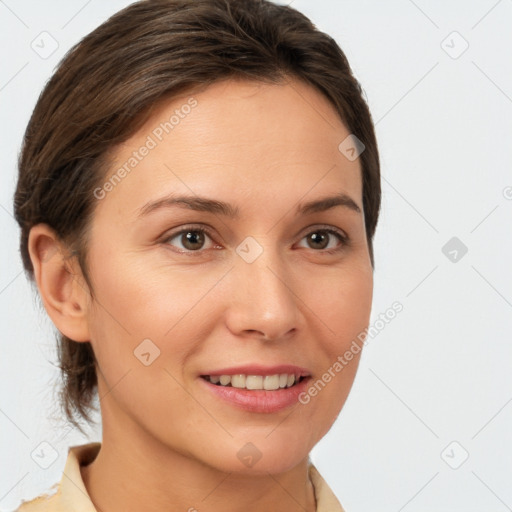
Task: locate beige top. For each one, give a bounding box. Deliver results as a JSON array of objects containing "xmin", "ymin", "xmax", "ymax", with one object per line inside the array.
[{"xmin": 16, "ymin": 443, "xmax": 345, "ymax": 511}]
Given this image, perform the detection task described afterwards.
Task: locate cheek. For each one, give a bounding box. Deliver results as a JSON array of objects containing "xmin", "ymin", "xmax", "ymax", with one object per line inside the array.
[
  {"xmin": 300, "ymin": 264, "xmax": 372, "ymax": 419},
  {"xmin": 85, "ymin": 251, "xmax": 226, "ymax": 386},
  {"xmin": 308, "ymin": 263, "xmax": 373, "ymax": 352},
  {"xmin": 87, "ymin": 251, "xmax": 204, "ymax": 337}
]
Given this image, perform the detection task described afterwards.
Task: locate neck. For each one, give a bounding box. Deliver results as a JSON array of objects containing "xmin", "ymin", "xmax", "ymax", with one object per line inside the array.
[{"xmin": 81, "ymin": 399, "xmax": 316, "ymax": 512}]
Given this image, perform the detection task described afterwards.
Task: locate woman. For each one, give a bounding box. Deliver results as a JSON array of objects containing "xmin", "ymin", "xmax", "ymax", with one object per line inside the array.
[{"xmin": 14, "ymin": 0, "xmax": 381, "ymax": 510}]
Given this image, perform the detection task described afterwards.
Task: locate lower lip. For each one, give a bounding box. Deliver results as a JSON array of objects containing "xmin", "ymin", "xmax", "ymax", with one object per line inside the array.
[{"xmin": 200, "ymin": 377, "xmax": 311, "ymax": 413}]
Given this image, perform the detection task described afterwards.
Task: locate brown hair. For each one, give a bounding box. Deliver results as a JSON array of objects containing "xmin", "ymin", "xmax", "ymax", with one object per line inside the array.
[{"xmin": 14, "ymin": 0, "xmax": 381, "ymax": 433}]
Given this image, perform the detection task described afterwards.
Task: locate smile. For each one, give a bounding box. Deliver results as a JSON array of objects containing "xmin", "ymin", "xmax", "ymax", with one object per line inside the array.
[
  {"xmin": 199, "ymin": 366, "xmax": 312, "ymax": 413},
  {"xmin": 202, "ymin": 373, "xmax": 306, "ymax": 390}
]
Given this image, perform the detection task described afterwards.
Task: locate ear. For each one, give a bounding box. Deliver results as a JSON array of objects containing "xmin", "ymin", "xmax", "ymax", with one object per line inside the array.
[{"xmin": 28, "ymin": 224, "xmax": 91, "ymax": 342}]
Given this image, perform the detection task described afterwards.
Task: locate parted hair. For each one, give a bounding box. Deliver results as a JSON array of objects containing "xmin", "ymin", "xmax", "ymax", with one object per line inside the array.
[{"xmin": 14, "ymin": 0, "xmax": 381, "ymax": 432}]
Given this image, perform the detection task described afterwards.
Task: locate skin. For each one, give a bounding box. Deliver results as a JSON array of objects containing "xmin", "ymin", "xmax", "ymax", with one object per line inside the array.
[{"xmin": 29, "ymin": 77, "xmax": 373, "ymax": 512}]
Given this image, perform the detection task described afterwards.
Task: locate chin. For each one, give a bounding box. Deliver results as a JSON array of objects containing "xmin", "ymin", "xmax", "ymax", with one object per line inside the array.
[{"xmin": 201, "ymin": 430, "xmax": 316, "ymax": 476}]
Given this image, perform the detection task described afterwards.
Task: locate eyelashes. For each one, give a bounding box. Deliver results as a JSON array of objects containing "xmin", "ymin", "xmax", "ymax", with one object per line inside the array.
[{"xmin": 162, "ymin": 224, "xmax": 349, "ymax": 256}]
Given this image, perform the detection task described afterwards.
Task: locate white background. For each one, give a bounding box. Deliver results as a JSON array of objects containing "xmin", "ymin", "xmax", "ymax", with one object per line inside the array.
[{"xmin": 1, "ymin": 1, "xmax": 511, "ymax": 511}]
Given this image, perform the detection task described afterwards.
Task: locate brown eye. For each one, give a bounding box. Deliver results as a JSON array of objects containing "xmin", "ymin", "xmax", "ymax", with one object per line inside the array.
[
  {"xmin": 181, "ymin": 230, "xmax": 206, "ymax": 250},
  {"xmin": 165, "ymin": 227, "xmax": 215, "ymax": 252},
  {"xmin": 307, "ymin": 231, "xmax": 330, "ymax": 250},
  {"xmin": 298, "ymin": 228, "xmax": 347, "ymax": 252}
]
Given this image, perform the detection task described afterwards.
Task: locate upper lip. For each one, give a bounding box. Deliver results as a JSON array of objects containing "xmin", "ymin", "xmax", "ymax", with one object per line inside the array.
[{"xmin": 200, "ymin": 364, "xmax": 311, "ymax": 377}]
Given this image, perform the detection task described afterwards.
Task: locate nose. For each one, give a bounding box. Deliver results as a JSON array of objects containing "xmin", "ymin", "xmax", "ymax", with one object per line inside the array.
[{"xmin": 224, "ymin": 244, "xmax": 300, "ymax": 342}]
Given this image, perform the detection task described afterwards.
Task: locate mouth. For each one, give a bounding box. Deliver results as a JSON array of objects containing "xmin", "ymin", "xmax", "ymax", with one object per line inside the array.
[
  {"xmin": 201, "ymin": 373, "xmax": 308, "ymax": 390},
  {"xmin": 199, "ymin": 366, "xmax": 311, "ymax": 413}
]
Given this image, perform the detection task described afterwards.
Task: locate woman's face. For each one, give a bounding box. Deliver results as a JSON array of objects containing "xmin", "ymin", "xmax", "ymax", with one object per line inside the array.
[{"xmin": 83, "ymin": 78, "xmax": 373, "ymax": 474}]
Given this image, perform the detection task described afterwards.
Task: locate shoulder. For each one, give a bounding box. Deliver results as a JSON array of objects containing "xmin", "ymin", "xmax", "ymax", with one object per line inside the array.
[
  {"xmin": 14, "ymin": 442, "xmax": 101, "ymax": 512},
  {"xmin": 308, "ymin": 463, "xmax": 346, "ymax": 512},
  {"xmin": 14, "ymin": 485, "xmax": 60, "ymax": 511}
]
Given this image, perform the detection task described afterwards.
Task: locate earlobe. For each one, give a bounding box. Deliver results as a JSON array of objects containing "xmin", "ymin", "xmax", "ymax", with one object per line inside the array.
[{"xmin": 28, "ymin": 224, "xmax": 91, "ymax": 342}]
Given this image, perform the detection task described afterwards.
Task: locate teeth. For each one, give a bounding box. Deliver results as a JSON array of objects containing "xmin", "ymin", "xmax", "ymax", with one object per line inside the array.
[
  {"xmin": 207, "ymin": 373, "xmax": 301, "ymax": 390},
  {"xmin": 263, "ymin": 375, "xmax": 280, "ymax": 390},
  {"xmin": 219, "ymin": 375, "xmax": 231, "ymax": 386},
  {"xmin": 246, "ymin": 375, "xmax": 263, "ymax": 390},
  {"xmin": 231, "ymin": 374, "xmax": 246, "ymax": 388}
]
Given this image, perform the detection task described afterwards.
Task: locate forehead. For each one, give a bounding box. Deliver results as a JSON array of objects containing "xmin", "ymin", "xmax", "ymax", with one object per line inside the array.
[{"xmin": 96, "ymin": 78, "xmax": 363, "ymax": 220}]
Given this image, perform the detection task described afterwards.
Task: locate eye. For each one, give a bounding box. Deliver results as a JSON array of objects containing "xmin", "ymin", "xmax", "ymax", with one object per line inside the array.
[
  {"xmin": 162, "ymin": 224, "xmax": 349, "ymax": 255},
  {"xmin": 297, "ymin": 227, "xmax": 348, "ymax": 253},
  {"xmin": 163, "ymin": 226, "xmax": 217, "ymax": 253}
]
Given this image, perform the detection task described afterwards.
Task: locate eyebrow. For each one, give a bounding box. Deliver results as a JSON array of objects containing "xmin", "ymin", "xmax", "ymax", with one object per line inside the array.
[{"xmin": 138, "ymin": 192, "xmax": 361, "ymax": 218}]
